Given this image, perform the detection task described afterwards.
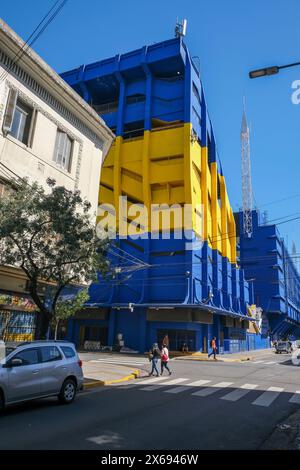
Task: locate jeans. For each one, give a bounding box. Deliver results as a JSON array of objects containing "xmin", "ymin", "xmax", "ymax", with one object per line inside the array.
[
  {"xmin": 150, "ymin": 357, "xmax": 159, "ymax": 376},
  {"xmin": 208, "ymin": 348, "xmax": 217, "ymax": 359},
  {"xmin": 161, "ymin": 361, "xmax": 171, "ymax": 374}
]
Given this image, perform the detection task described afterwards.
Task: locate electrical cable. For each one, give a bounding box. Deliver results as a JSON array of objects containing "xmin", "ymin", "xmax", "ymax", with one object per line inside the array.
[{"xmin": 0, "ymin": 1, "xmax": 69, "ymax": 86}]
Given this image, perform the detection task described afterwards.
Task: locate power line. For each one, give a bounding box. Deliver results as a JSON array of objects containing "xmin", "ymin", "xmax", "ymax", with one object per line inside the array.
[
  {"xmin": 260, "ymin": 192, "xmax": 300, "ymax": 208},
  {"xmin": 0, "ymin": 0, "xmax": 69, "ymax": 85}
]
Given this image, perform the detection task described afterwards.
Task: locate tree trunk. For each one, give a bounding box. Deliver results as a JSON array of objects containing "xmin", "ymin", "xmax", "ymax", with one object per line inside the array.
[
  {"xmin": 35, "ymin": 313, "xmax": 50, "ymax": 340},
  {"xmin": 54, "ymin": 320, "xmax": 60, "ymax": 340}
]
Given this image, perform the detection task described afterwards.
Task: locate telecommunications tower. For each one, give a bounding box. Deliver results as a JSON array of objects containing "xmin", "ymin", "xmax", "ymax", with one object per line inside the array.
[{"xmin": 241, "ymin": 103, "xmax": 253, "ymax": 237}]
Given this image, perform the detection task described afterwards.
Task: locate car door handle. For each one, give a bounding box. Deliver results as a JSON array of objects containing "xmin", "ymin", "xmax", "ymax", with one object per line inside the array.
[{"xmin": 33, "ymin": 370, "xmax": 40, "ymax": 374}]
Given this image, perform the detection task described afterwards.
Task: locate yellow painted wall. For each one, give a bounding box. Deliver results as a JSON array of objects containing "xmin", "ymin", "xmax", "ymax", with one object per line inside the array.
[{"xmin": 98, "ymin": 124, "xmax": 237, "ymax": 262}]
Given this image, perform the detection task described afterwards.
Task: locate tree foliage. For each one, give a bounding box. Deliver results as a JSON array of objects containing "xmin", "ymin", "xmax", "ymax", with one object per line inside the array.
[
  {"xmin": 0, "ymin": 178, "xmax": 110, "ymax": 338},
  {"xmin": 52, "ymin": 288, "xmax": 90, "ymax": 340}
]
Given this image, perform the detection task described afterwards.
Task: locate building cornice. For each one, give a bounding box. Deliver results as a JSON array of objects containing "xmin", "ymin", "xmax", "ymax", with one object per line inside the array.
[{"xmin": 0, "ymin": 18, "xmax": 114, "ymax": 154}]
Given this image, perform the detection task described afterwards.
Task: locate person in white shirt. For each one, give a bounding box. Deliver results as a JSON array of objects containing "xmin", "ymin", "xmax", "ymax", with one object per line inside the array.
[{"xmin": 160, "ymin": 344, "xmax": 172, "ymax": 376}]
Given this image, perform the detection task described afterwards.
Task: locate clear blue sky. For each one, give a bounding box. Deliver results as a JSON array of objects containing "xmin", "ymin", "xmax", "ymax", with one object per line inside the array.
[{"xmin": 2, "ymin": 0, "xmax": 300, "ymax": 251}]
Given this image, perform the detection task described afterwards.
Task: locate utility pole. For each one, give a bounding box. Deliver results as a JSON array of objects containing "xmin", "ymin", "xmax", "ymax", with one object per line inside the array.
[{"xmin": 241, "ymin": 103, "xmax": 254, "ymax": 238}]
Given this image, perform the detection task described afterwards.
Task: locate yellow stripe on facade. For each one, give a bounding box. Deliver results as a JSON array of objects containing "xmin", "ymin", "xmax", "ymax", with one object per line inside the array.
[{"xmin": 98, "ymin": 124, "xmax": 237, "ymax": 262}]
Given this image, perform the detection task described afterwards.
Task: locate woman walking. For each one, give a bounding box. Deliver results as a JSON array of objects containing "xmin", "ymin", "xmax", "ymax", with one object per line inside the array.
[
  {"xmin": 160, "ymin": 344, "xmax": 172, "ymax": 376},
  {"xmin": 149, "ymin": 343, "xmax": 161, "ymax": 377}
]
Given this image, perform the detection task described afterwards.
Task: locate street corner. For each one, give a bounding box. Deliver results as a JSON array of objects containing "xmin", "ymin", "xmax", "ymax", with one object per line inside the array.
[{"xmin": 83, "ymin": 368, "xmax": 142, "ymax": 389}]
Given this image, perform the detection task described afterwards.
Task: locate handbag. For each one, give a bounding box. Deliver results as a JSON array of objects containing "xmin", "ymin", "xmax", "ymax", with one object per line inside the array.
[{"xmin": 161, "ymin": 353, "xmax": 168, "ymax": 362}]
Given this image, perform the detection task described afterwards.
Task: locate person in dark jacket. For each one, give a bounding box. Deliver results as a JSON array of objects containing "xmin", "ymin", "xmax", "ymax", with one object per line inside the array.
[{"xmin": 149, "ymin": 343, "xmax": 161, "ymax": 376}]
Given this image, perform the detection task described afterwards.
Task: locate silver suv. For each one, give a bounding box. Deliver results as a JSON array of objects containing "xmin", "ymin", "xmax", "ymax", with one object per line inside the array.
[{"xmin": 0, "ymin": 340, "xmax": 84, "ymax": 411}]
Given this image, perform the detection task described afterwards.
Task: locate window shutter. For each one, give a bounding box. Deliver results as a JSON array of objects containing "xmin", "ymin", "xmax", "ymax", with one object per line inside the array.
[
  {"xmin": 27, "ymin": 109, "xmax": 37, "ymax": 148},
  {"xmin": 2, "ymin": 88, "xmax": 18, "ymax": 133}
]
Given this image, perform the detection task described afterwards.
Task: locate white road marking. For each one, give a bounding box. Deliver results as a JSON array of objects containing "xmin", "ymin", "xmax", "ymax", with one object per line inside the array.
[
  {"xmin": 139, "ymin": 377, "xmax": 169, "ymax": 385},
  {"xmin": 221, "ymin": 383, "xmax": 258, "ymax": 402},
  {"xmin": 252, "ymin": 387, "xmax": 284, "ymax": 407},
  {"xmin": 252, "ymin": 361, "xmax": 264, "ymax": 364},
  {"xmin": 191, "ymin": 382, "xmax": 233, "ymax": 397},
  {"xmin": 164, "ymin": 386, "xmax": 191, "ymax": 394},
  {"xmin": 289, "ymin": 391, "xmax": 300, "ymax": 404},
  {"xmin": 140, "ymin": 378, "xmax": 188, "ymax": 391},
  {"xmin": 186, "ymin": 380, "xmax": 211, "ymax": 387},
  {"xmin": 263, "ymin": 361, "xmax": 276, "ymax": 365}
]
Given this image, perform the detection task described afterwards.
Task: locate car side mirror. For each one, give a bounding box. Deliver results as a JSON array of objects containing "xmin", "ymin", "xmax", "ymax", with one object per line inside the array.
[{"xmin": 4, "ymin": 358, "xmax": 23, "ymax": 368}]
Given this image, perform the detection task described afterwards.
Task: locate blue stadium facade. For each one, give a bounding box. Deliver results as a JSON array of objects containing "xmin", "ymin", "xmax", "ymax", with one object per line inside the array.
[
  {"xmin": 62, "ymin": 37, "xmax": 270, "ymax": 353},
  {"xmin": 237, "ymin": 210, "xmax": 300, "ymax": 340}
]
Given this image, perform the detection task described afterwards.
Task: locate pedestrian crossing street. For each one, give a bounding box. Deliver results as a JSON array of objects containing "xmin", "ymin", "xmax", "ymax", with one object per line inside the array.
[{"xmin": 117, "ymin": 375, "xmax": 300, "ymax": 408}]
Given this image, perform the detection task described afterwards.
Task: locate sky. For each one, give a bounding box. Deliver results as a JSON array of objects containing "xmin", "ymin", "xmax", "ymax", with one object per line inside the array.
[{"xmin": 1, "ymin": 0, "xmax": 300, "ymax": 251}]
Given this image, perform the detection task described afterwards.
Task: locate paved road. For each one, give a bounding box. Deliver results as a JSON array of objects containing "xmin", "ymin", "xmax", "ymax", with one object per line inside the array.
[{"xmin": 1, "ymin": 350, "xmax": 300, "ymax": 450}]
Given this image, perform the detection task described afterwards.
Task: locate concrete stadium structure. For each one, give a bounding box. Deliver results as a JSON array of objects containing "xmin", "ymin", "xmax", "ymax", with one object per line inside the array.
[{"xmin": 62, "ymin": 37, "xmax": 270, "ymax": 353}]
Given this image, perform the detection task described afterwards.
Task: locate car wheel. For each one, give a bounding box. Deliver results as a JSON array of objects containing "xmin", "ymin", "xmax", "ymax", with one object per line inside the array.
[{"xmin": 58, "ymin": 379, "xmax": 76, "ymax": 404}]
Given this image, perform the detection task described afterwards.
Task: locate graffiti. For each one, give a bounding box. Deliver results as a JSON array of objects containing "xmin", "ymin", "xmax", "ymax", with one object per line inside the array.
[{"xmin": 0, "ymin": 293, "xmax": 36, "ymax": 312}]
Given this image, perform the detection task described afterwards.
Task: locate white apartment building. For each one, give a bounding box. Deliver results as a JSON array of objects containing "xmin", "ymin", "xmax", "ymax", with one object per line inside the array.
[{"xmin": 0, "ymin": 19, "xmax": 114, "ymax": 341}]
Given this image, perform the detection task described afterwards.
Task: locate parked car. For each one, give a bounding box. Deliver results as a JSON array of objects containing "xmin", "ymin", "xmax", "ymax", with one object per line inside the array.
[
  {"xmin": 0, "ymin": 340, "xmax": 83, "ymax": 412},
  {"xmin": 274, "ymin": 340, "xmax": 294, "ymax": 354}
]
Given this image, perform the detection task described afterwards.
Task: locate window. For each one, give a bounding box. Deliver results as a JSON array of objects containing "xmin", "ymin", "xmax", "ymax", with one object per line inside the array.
[
  {"xmin": 3, "ymin": 89, "xmax": 35, "ymax": 146},
  {"xmin": 12, "ymin": 348, "xmax": 39, "ymax": 366},
  {"xmin": 53, "ymin": 130, "xmax": 73, "ymax": 171},
  {"xmin": 10, "ymin": 101, "xmax": 33, "ymax": 145},
  {"xmin": 40, "ymin": 346, "xmax": 62, "ymax": 363},
  {"xmin": 61, "ymin": 346, "xmax": 76, "ymax": 358}
]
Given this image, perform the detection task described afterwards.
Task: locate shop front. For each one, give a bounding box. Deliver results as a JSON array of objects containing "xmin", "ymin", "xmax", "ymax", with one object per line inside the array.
[{"xmin": 0, "ymin": 291, "xmax": 37, "ymax": 342}]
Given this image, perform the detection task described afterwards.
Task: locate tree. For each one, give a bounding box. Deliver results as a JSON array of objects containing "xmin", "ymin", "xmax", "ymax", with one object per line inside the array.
[
  {"xmin": 51, "ymin": 288, "xmax": 90, "ymax": 340},
  {"xmin": 0, "ymin": 178, "xmax": 110, "ymax": 339}
]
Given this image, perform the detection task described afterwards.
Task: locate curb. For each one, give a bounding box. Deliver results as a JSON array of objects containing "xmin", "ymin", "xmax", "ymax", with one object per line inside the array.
[{"xmin": 83, "ymin": 369, "xmax": 140, "ymax": 389}]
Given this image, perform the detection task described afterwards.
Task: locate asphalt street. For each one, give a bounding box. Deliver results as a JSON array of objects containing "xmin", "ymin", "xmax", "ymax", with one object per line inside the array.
[{"xmin": 0, "ymin": 350, "xmax": 300, "ymax": 450}]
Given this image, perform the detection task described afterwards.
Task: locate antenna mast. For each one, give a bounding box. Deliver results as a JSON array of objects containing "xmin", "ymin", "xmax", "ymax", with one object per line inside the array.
[
  {"xmin": 241, "ymin": 101, "xmax": 253, "ymax": 238},
  {"xmin": 175, "ymin": 19, "xmax": 187, "ymax": 38}
]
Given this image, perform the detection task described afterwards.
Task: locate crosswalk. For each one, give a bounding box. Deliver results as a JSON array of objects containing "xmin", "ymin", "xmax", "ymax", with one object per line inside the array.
[
  {"xmin": 245, "ymin": 360, "xmax": 279, "ymax": 366},
  {"xmin": 118, "ymin": 375, "xmax": 300, "ymax": 408}
]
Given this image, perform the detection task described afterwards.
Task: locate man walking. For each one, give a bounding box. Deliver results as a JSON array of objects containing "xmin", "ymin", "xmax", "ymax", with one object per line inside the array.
[{"xmin": 208, "ymin": 336, "xmax": 217, "ymax": 360}]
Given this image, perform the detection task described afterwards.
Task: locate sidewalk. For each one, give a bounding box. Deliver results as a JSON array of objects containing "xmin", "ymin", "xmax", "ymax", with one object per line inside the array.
[
  {"xmin": 260, "ymin": 409, "xmax": 300, "ymax": 449},
  {"xmin": 174, "ymin": 348, "xmax": 273, "ymax": 363},
  {"xmin": 81, "ymin": 357, "xmax": 144, "ymax": 389}
]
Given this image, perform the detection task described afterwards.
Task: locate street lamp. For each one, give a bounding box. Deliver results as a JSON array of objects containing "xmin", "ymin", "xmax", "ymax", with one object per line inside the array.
[{"xmin": 249, "ymin": 61, "xmax": 300, "ymax": 79}]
